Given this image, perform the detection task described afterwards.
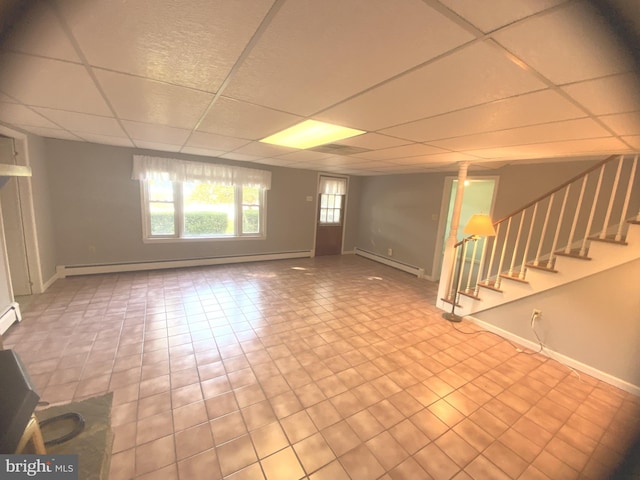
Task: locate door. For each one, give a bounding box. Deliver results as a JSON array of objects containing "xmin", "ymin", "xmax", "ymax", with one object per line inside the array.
[
  {"xmin": 315, "ymin": 176, "xmax": 347, "ymax": 256},
  {"xmin": 0, "ymin": 136, "xmax": 32, "ymax": 295}
]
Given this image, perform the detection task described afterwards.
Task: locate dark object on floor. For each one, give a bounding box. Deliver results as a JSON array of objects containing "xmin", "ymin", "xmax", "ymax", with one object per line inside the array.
[
  {"xmin": 0, "ymin": 349, "xmax": 40, "ymax": 453},
  {"xmin": 40, "ymin": 412, "xmax": 85, "ymax": 446},
  {"xmin": 36, "ymin": 393, "xmax": 113, "ymax": 480}
]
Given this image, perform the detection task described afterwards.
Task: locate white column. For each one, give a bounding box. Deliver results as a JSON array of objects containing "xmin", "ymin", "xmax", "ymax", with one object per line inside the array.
[{"xmin": 437, "ymin": 162, "xmax": 469, "ymax": 308}]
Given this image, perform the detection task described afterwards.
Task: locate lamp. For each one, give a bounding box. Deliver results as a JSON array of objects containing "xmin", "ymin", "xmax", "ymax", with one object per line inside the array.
[{"xmin": 443, "ymin": 214, "xmax": 496, "ymax": 323}]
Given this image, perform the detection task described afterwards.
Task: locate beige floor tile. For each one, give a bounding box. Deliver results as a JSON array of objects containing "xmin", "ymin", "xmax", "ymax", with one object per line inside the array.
[{"xmin": 5, "ymin": 256, "xmax": 637, "ymax": 480}]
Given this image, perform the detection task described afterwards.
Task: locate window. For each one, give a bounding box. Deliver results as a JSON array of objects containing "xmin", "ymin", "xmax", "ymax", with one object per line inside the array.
[
  {"xmin": 132, "ymin": 155, "xmax": 270, "ymax": 242},
  {"xmin": 319, "ymin": 193, "xmax": 342, "ymax": 225},
  {"xmin": 318, "ymin": 176, "xmax": 347, "ymax": 225}
]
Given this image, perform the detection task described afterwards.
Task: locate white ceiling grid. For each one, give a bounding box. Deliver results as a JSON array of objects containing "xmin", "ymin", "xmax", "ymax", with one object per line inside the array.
[{"xmin": 0, "ymin": 0, "xmax": 638, "ymax": 175}]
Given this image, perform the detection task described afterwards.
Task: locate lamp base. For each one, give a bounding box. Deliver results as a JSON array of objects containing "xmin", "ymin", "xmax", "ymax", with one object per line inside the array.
[{"xmin": 442, "ymin": 312, "xmax": 463, "ymax": 323}]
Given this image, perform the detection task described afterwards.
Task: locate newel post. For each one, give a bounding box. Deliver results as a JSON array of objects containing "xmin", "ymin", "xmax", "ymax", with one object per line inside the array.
[{"xmin": 436, "ymin": 161, "xmax": 469, "ymax": 309}]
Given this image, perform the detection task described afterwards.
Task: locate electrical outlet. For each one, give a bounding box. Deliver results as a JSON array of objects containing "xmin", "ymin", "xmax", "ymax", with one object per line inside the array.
[
  {"xmin": 532, "ymin": 309, "xmax": 542, "ymax": 317},
  {"xmin": 387, "ymin": 248, "xmax": 393, "ymax": 256}
]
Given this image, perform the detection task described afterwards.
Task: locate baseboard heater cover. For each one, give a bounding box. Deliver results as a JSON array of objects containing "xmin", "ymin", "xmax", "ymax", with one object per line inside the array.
[
  {"xmin": 57, "ymin": 250, "xmax": 313, "ymax": 277},
  {"xmin": 0, "ymin": 302, "xmax": 21, "ymax": 336},
  {"xmin": 355, "ymin": 248, "xmax": 424, "ymax": 277}
]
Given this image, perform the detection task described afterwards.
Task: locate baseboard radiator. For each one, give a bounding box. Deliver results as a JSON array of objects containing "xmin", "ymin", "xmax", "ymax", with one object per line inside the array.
[
  {"xmin": 57, "ymin": 250, "xmax": 313, "ymax": 277},
  {"xmin": 355, "ymin": 248, "xmax": 424, "ymax": 277},
  {"xmin": 0, "ymin": 302, "xmax": 21, "ymax": 336}
]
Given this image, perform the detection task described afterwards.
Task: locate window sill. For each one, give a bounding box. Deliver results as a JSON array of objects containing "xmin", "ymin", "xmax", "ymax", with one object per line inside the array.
[{"xmin": 142, "ymin": 235, "xmax": 266, "ymax": 244}]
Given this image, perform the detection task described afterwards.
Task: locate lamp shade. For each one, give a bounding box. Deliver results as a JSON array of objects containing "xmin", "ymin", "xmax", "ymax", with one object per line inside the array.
[{"xmin": 463, "ymin": 214, "xmax": 496, "ymax": 237}]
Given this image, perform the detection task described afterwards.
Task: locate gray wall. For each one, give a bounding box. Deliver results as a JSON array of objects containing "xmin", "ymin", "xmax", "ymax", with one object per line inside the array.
[
  {"xmin": 45, "ymin": 139, "xmax": 325, "ymax": 266},
  {"xmin": 474, "ymin": 258, "xmax": 640, "ymax": 387},
  {"xmin": 355, "ymin": 159, "xmax": 602, "ymax": 276}
]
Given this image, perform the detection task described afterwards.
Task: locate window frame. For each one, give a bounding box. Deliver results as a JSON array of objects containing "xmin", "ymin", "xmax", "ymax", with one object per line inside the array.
[{"xmin": 140, "ymin": 180, "xmax": 267, "ymax": 243}]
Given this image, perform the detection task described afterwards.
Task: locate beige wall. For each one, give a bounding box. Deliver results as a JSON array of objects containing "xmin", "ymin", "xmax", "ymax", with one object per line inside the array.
[{"xmin": 45, "ymin": 139, "xmax": 327, "ymax": 267}]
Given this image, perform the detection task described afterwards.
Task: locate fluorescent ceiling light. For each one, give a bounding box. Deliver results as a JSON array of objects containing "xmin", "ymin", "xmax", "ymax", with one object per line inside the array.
[{"xmin": 260, "ymin": 120, "xmax": 365, "ymax": 149}]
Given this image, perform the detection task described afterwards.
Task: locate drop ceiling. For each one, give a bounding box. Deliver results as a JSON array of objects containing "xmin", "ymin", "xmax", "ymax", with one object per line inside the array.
[{"xmin": 0, "ymin": 0, "xmax": 638, "ymax": 175}]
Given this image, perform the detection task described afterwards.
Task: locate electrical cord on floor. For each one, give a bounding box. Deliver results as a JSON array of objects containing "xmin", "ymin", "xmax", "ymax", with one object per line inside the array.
[
  {"xmin": 448, "ymin": 311, "xmax": 584, "ymax": 381},
  {"xmin": 447, "ymin": 310, "xmax": 544, "ymax": 356}
]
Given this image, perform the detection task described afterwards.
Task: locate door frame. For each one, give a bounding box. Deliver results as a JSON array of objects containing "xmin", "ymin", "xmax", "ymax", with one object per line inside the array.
[
  {"xmin": 312, "ymin": 173, "xmax": 349, "ymax": 257},
  {"xmin": 431, "ymin": 175, "xmax": 499, "ymax": 280},
  {"xmin": 0, "ymin": 125, "xmax": 44, "ymax": 293}
]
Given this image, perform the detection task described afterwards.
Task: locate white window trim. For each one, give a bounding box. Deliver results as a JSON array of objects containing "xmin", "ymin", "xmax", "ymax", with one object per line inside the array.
[{"xmin": 133, "ymin": 155, "xmax": 269, "ymax": 243}]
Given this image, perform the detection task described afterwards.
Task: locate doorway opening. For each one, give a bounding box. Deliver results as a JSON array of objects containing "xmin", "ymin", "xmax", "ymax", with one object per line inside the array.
[{"xmin": 433, "ymin": 177, "xmax": 498, "ymax": 279}]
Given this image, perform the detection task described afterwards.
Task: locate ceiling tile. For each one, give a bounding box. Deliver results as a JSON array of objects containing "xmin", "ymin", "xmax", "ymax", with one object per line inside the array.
[
  {"xmin": 180, "ymin": 147, "xmax": 227, "ymax": 158},
  {"xmin": 121, "ymin": 120, "xmax": 190, "ymax": 144},
  {"xmin": 184, "ymin": 131, "xmax": 250, "ymax": 152},
  {"xmin": 224, "ymin": 0, "xmax": 474, "ymax": 116},
  {"xmin": 198, "ymin": 97, "xmax": 302, "ymax": 140},
  {"xmin": 276, "ymin": 150, "xmax": 332, "ymax": 162},
  {"xmin": 0, "ymin": 103, "xmax": 58, "ymax": 128},
  {"xmin": 4, "ymin": 3, "xmax": 80, "ymax": 62},
  {"xmin": 33, "ymin": 108, "xmax": 125, "ymax": 136},
  {"xmin": 380, "ymin": 89, "xmax": 586, "ymax": 142},
  {"xmin": 466, "ymin": 137, "xmax": 630, "ymax": 159},
  {"xmin": 0, "ymin": 53, "xmax": 111, "ymax": 115},
  {"xmin": 77, "ymin": 133, "xmax": 134, "ymax": 147},
  {"xmin": 561, "ymin": 73, "xmax": 640, "ymax": 116},
  {"xmin": 15, "ymin": 126, "xmax": 82, "ymax": 141},
  {"xmin": 431, "ymin": 118, "xmax": 612, "ymax": 151},
  {"xmin": 598, "ymin": 112, "xmax": 640, "ymax": 136},
  {"xmin": 134, "ymin": 141, "xmax": 182, "ymax": 153},
  {"xmin": 58, "ymin": 0, "xmax": 274, "ymax": 91},
  {"xmin": 493, "ymin": 2, "xmax": 633, "ymax": 85},
  {"xmin": 95, "ymin": 69, "xmax": 213, "ymax": 129},
  {"xmin": 317, "ymin": 41, "xmax": 547, "ymax": 131},
  {"xmin": 337, "ymin": 133, "xmax": 409, "ymax": 150},
  {"xmin": 230, "ymin": 141, "xmax": 296, "ymax": 157},
  {"xmin": 388, "ymin": 152, "xmax": 479, "ymax": 164},
  {"xmin": 353, "ymin": 144, "xmax": 447, "ymax": 161},
  {"xmin": 621, "ymin": 136, "xmax": 640, "ymax": 150},
  {"xmin": 440, "ymin": 0, "xmax": 567, "ymax": 33}
]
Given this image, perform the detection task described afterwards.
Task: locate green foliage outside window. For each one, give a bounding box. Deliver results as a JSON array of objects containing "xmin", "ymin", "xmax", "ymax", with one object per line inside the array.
[{"xmin": 151, "ymin": 212, "xmax": 229, "ymax": 236}]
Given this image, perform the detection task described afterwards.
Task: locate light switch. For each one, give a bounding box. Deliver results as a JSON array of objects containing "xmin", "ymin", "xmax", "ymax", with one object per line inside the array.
[{"xmin": 306, "ymin": 196, "xmax": 313, "ymax": 202}]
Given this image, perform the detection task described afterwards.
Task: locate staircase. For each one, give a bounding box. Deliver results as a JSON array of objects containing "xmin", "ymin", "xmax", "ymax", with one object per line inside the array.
[{"xmin": 438, "ymin": 154, "xmax": 640, "ymax": 316}]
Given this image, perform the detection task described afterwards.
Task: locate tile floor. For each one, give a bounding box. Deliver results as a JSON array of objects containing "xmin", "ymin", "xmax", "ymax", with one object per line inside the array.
[{"xmin": 4, "ymin": 255, "xmax": 639, "ymax": 480}]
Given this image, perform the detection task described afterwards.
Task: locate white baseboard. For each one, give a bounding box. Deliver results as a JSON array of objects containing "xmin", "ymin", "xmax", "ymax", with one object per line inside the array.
[
  {"xmin": 355, "ymin": 248, "xmax": 426, "ymax": 278},
  {"xmin": 0, "ymin": 303, "xmax": 21, "ymax": 335},
  {"xmin": 467, "ymin": 315, "xmax": 640, "ymax": 396},
  {"xmin": 39, "ymin": 271, "xmax": 59, "ymax": 293},
  {"xmin": 57, "ymin": 250, "xmax": 313, "ymax": 277}
]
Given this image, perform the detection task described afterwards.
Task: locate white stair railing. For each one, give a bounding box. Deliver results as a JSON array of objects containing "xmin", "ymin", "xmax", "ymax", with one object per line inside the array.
[{"xmin": 442, "ymin": 154, "xmax": 640, "ymax": 308}]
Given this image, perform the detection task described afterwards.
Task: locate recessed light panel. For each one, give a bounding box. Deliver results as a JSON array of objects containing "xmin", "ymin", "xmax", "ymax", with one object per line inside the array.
[{"xmin": 260, "ymin": 119, "xmax": 365, "ymax": 149}]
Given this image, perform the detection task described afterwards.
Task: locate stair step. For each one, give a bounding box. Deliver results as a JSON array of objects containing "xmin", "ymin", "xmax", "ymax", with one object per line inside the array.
[
  {"xmin": 628, "ymin": 219, "xmax": 640, "ymax": 225},
  {"xmin": 478, "ymin": 280, "xmax": 503, "ymax": 293},
  {"xmin": 589, "ymin": 235, "xmax": 628, "ymax": 245},
  {"xmin": 499, "ymin": 273, "xmax": 529, "ymax": 284},
  {"xmin": 525, "ymin": 263, "xmax": 558, "ymax": 273},
  {"xmin": 440, "ymin": 297, "xmax": 462, "ymax": 308},
  {"xmin": 555, "ymin": 249, "xmax": 592, "ymax": 260},
  {"xmin": 459, "ymin": 289, "xmax": 481, "ymax": 301}
]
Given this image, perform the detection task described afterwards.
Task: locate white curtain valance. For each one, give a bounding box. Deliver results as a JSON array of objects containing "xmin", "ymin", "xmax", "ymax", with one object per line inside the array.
[
  {"xmin": 132, "ymin": 155, "xmax": 272, "ymax": 190},
  {"xmin": 319, "ymin": 176, "xmax": 347, "ymax": 195}
]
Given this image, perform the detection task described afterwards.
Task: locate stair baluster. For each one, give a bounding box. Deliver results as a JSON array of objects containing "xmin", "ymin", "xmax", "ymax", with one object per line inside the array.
[
  {"xmin": 494, "ymin": 217, "xmax": 512, "ymax": 289},
  {"xmin": 519, "ymin": 203, "xmax": 537, "ymax": 278},
  {"xmin": 617, "ymin": 155, "xmax": 638, "ymax": 241},
  {"xmin": 580, "ymin": 164, "xmax": 605, "ymax": 256},
  {"xmin": 566, "ymin": 175, "xmax": 587, "ymax": 254},
  {"xmin": 600, "ymin": 156, "xmax": 624, "ymax": 240},
  {"xmin": 548, "ymin": 186, "xmax": 570, "ymax": 269},
  {"xmin": 534, "ymin": 194, "xmax": 554, "ymax": 266}
]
